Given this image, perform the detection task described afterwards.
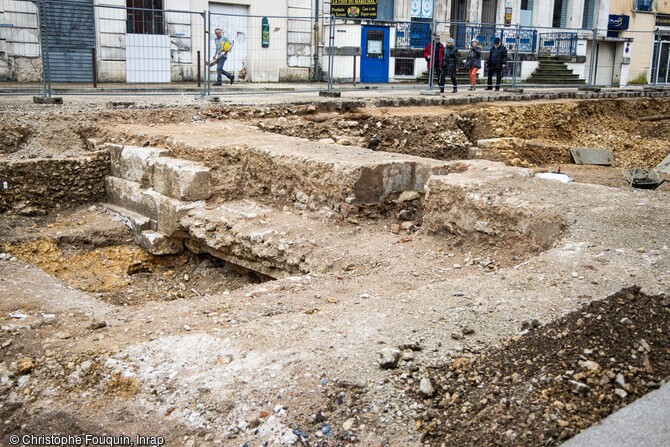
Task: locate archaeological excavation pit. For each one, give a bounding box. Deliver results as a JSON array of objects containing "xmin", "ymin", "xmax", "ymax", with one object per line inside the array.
[{"xmin": 1, "ymin": 93, "xmax": 669, "ymax": 447}]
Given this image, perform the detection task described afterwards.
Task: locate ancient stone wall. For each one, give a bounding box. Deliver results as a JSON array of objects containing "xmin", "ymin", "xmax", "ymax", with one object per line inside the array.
[{"xmin": 0, "ymin": 151, "xmax": 110, "ymax": 215}]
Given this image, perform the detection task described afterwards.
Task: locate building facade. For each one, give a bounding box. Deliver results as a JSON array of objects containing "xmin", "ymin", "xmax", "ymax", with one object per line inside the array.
[{"xmin": 0, "ymin": 0, "xmax": 658, "ymax": 85}]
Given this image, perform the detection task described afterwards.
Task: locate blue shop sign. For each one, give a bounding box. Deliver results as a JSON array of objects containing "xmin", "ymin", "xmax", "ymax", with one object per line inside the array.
[{"xmin": 608, "ymin": 14, "xmax": 629, "ymax": 30}]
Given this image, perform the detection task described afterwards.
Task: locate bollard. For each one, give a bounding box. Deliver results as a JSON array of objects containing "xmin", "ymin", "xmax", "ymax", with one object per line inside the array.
[
  {"xmin": 197, "ymin": 50, "xmax": 201, "ymax": 87},
  {"xmin": 91, "ymin": 47, "xmax": 97, "ymax": 88}
]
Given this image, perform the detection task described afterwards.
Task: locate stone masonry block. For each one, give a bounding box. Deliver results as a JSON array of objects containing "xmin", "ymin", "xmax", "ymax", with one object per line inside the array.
[
  {"xmin": 106, "ymin": 176, "xmax": 205, "ymax": 238},
  {"xmin": 105, "ymin": 176, "xmax": 160, "ymax": 220},
  {"xmin": 135, "ymin": 230, "xmax": 184, "ymax": 255},
  {"xmin": 422, "ymin": 162, "xmax": 565, "ymax": 253},
  {"xmin": 103, "ymin": 203, "xmax": 156, "ymax": 232},
  {"xmin": 108, "ymin": 145, "xmax": 170, "ymax": 188},
  {"xmin": 146, "ymin": 189, "xmax": 205, "ymax": 237},
  {"xmin": 152, "ymin": 158, "xmax": 211, "ymax": 201}
]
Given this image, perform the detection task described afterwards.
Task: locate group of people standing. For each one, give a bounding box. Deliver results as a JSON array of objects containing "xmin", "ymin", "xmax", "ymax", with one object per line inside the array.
[{"xmin": 423, "ymin": 36, "xmax": 508, "ymax": 93}]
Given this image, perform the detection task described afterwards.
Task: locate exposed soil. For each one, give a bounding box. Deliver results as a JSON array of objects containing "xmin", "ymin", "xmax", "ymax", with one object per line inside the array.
[
  {"xmin": 0, "ymin": 207, "xmax": 259, "ymax": 306},
  {"xmin": 249, "ymin": 99, "xmax": 670, "ymax": 172},
  {"xmin": 408, "ymin": 286, "xmax": 670, "ymax": 447},
  {"xmin": 1, "ymin": 94, "xmax": 669, "ymax": 447}
]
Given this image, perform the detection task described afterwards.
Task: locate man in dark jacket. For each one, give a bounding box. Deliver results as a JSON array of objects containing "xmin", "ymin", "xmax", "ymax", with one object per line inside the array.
[
  {"xmin": 486, "ymin": 37, "xmax": 507, "ymax": 91},
  {"xmin": 423, "ymin": 35, "xmax": 444, "ymax": 88},
  {"xmin": 440, "ymin": 37, "xmax": 459, "ymax": 93}
]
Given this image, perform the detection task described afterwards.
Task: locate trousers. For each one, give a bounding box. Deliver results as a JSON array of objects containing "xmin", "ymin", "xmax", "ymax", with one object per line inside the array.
[{"xmin": 217, "ymin": 55, "xmax": 233, "ymax": 82}]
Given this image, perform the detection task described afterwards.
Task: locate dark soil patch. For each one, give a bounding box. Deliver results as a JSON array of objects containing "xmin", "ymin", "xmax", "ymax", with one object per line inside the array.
[
  {"xmin": 254, "ymin": 113, "xmax": 475, "ymax": 160},
  {"xmin": 410, "ymin": 286, "xmax": 670, "ymax": 446}
]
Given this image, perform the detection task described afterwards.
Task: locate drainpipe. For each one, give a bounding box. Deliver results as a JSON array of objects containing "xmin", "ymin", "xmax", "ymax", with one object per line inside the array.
[
  {"xmin": 589, "ymin": 26, "xmax": 597, "ymax": 86},
  {"xmin": 512, "ymin": 22, "xmax": 520, "ymax": 88},
  {"xmin": 313, "ymin": 0, "xmax": 320, "ymax": 82},
  {"xmin": 652, "ymin": 28, "xmax": 663, "ymax": 87}
]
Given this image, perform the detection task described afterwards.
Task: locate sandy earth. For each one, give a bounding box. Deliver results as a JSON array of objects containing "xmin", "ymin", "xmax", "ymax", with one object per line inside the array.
[{"xmin": 0, "ymin": 93, "xmax": 669, "ymax": 447}]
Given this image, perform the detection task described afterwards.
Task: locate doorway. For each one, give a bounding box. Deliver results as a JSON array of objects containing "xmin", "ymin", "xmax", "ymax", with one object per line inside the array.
[
  {"xmin": 652, "ymin": 38, "xmax": 670, "ymax": 84},
  {"xmin": 209, "ymin": 3, "xmax": 248, "ymax": 81},
  {"xmin": 360, "ymin": 26, "xmax": 389, "ymax": 83}
]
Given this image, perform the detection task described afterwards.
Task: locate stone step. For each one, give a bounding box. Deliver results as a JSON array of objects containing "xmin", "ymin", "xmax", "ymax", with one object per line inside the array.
[
  {"xmin": 107, "ymin": 144, "xmax": 212, "ymax": 201},
  {"xmin": 525, "ymin": 77, "xmax": 586, "ymax": 84},
  {"xmin": 103, "ymin": 203, "xmax": 156, "ymax": 232},
  {"xmin": 108, "ymin": 144, "xmax": 170, "ymax": 188},
  {"xmin": 531, "ymin": 69, "xmax": 580, "ymax": 76},
  {"xmin": 105, "ymin": 176, "xmax": 204, "ymax": 237},
  {"xmin": 101, "ymin": 203, "xmax": 184, "ymax": 255}
]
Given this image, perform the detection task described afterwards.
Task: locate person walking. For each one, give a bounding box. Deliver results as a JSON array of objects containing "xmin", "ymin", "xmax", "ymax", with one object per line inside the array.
[
  {"xmin": 440, "ymin": 37, "xmax": 459, "ymax": 93},
  {"xmin": 211, "ymin": 27, "xmax": 235, "ymax": 86},
  {"xmin": 486, "ymin": 37, "xmax": 507, "ymax": 91},
  {"xmin": 464, "ymin": 39, "xmax": 482, "ymax": 91},
  {"xmin": 423, "ymin": 35, "xmax": 444, "ymax": 89}
]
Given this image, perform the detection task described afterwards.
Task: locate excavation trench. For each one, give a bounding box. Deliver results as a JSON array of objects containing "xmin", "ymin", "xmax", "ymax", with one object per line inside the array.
[
  {"xmin": 1, "ymin": 95, "xmax": 670, "ymax": 447},
  {"xmin": 0, "ymin": 209, "xmax": 266, "ymax": 306},
  {"xmin": 2, "ymin": 97, "xmax": 670, "ymax": 285}
]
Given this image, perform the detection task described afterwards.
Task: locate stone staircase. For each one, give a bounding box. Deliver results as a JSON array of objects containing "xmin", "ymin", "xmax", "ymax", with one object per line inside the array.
[
  {"xmin": 419, "ymin": 65, "xmax": 473, "ymax": 87},
  {"xmin": 104, "ymin": 145, "xmax": 211, "ymax": 256},
  {"xmin": 525, "ymin": 55, "xmax": 586, "ymax": 85},
  {"xmin": 100, "ymin": 123, "xmax": 567, "ymax": 279},
  {"xmin": 101, "ymin": 136, "xmax": 457, "ymax": 278}
]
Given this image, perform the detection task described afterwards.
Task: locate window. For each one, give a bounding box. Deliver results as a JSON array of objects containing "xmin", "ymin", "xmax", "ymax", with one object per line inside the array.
[
  {"xmin": 582, "ymin": 0, "xmax": 595, "ymax": 28},
  {"xmin": 552, "ymin": 0, "xmax": 567, "ymax": 28},
  {"xmin": 635, "ymin": 0, "xmax": 652, "ymax": 11},
  {"xmin": 366, "ymin": 30, "xmax": 384, "ymax": 58},
  {"xmin": 127, "ymin": 0, "xmax": 165, "ymax": 35},
  {"xmin": 394, "ymin": 58, "xmax": 415, "ymax": 76}
]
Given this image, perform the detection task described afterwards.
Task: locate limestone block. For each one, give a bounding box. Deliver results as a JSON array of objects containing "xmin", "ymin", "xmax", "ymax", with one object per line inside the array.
[
  {"xmin": 103, "ymin": 203, "xmax": 156, "ymax": 232},
  {"xmin": 135, "ymin": 230, "xmax": 183, "ymax": 255},
  {"xmin": 422, "ymin": 162, "xmax": 564, "ymax": 253},
  {"xmin": 152, "ymin": 158, "xmax": 211, "ymax": 201},
  {"xmin": 108, "ymin": 145, "xmax": 170, "ymax": 187},
  {"xmin": 105, "ymin": 176, "xmax": 160, "ymax": 220},
  {"xmin": 106, "ymin": 176, "xmax": 204, "ymax": 237},
  {"xmin": 146, "ymin": 189, "xmax": 205, "ymax": 237},
  {"xmin": 180, "ymin": 200, "xmax": 314, "ymax": 278}
]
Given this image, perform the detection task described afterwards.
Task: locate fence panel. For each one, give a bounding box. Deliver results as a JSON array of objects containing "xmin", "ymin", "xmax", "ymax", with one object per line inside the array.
[
  {"xmin": 0, "ymin": 0, "xmax": 662, "ymax": 95},
  {"xmin": 208, "ymin": 11, "xmax": 314, "ymax": 86}
]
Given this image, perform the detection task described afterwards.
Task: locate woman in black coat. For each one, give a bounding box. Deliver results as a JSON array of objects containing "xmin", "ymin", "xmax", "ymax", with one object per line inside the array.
[{"xmin": 440, "ymin": 37, "xmax": 459, "ymax": 93}]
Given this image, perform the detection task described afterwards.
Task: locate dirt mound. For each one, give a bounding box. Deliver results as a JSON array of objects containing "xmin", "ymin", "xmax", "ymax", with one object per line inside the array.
[{"xmin": 407, "ymin": 286, "xmax": 670, "ymax": 446}]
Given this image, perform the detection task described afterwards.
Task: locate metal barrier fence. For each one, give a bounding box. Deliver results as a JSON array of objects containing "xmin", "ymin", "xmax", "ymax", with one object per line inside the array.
[{"xmin": 0, "ymin": 0, "xmax": 667, "ymax": 96}]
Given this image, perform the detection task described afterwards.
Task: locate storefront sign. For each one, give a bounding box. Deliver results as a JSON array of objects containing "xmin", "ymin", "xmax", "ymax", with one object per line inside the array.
[
  {"xmin": 331, "ymin": 0, "xmax": 377, "ymax": 18},
  {"xmin": 262, "ymin": 17, "xmax": 269, "ymax": 47},
  {"xmin": 608, "ymin": 14, "xmax": 629, "ymax": 30},
  {"xmin": 656, "ymin": 14, "xmax": 670, "ymax": 27}
]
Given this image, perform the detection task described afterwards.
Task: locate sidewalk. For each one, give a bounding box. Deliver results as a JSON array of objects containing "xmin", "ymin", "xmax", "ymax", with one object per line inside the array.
[{"xmin": 560, "ymin": 382, "xmax": 670, "ymax": 447}]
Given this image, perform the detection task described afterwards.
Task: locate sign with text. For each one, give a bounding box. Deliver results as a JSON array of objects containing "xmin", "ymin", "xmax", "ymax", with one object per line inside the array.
[
  {"xmin": 331, "ymin": 0, "xmax": 377, "ymax": 18},
  {"xmin": 608, "ymin": 14, "xmax": 629, "ymax": 30},
  {"xmin": 656, "ymin": 14, "xmax": 670, "ymax": 27},
  {"xmin": 262, "ymin": 17, "xmax": 269, "ymax": 47}
]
